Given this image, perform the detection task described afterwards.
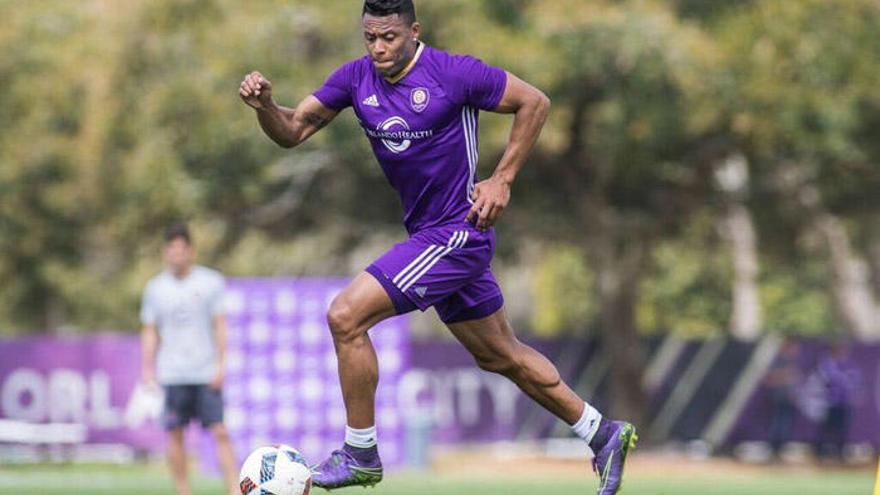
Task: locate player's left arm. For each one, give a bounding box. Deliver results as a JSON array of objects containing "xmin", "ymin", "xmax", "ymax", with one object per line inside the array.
[
  {"xmin": 211, "ymin": 314, "xmax": 227, "ymax": 390},
  {"xmin": 467, "ymin": 72, "xmax": 550, "ymax": 231}
]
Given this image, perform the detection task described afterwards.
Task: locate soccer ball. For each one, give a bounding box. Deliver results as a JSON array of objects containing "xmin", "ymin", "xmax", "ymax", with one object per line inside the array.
[{"xmin": 239, "ymin": 444, "xmax": 312, "ymax": 495}]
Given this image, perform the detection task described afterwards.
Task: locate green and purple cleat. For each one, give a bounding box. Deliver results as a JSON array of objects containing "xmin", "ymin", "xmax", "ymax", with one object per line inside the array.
[
  {"xmin": 590, "ymin": 419, "xmax": 638, "ymax": 495},
  {"xmin": 311, "ymin": 444, "xmax": 383, "ymax": 490}
]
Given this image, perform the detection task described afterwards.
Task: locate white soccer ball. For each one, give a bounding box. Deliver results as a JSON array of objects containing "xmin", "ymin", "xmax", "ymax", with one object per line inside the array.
[{"xmin": 239, "ymin": 444, "xmax": 312, "ymax": 495}]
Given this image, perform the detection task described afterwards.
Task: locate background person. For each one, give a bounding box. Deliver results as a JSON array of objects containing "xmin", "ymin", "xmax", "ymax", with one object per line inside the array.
[
  {"xmin": 813, "ymin": 343, "xmax": 860, "ymax": 463},
  {"xmin": 765, "ymin": 337, "xmax": 802, "ymax": 458},
  {"xmin": 140, "ymin": 223, "xmax": 238, "ymax": 495}
]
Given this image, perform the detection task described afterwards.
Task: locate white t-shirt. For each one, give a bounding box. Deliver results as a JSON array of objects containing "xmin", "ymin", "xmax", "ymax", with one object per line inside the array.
[{"xmin": 140, "ymin": 265, "xmax": 226, "ymax": 385}]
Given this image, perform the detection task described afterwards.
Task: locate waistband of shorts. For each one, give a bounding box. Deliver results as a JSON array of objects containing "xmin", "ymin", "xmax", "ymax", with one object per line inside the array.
[{"xmin": 409, "ymin": 219, "xmax": 492, "ymax": 236}]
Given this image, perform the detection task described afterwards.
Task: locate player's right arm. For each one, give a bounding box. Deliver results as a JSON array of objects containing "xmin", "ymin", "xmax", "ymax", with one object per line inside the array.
[
  {"xmin": 239, "ymin": 71, "xmax": 338, "ymax": 148},
  {"xmin": 141, "ymin": 324, "xmax": 159, "ymax": 387},
  {"xmin": 140, "ymin": 282, "xmax": 159, "ymax": 387}
]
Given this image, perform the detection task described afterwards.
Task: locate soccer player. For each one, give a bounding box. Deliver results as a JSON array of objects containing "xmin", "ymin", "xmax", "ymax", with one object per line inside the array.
[
  {"xmin": 140, "ymin": 224, "xmax": 238, "ymax": 495},
  {"xmin": 239, "ymin": 0, "xmax": 636, "ymax": 493}
]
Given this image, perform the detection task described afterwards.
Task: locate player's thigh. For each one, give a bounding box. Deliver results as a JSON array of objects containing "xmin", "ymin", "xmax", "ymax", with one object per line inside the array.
[
  {"xmin": 445, "ymin": 306, "xmax": 520, "ymax": 367},
  {"xmin": 163, "ymin": 385, "xmax": 197, "ymax": 430},
  {"xmin": 196, "ymin": 385, "xmax": 224, "ymax": 428},
  {"xmin": 328, "ymin": 271, "xmax": 398, "ymax": 336}
]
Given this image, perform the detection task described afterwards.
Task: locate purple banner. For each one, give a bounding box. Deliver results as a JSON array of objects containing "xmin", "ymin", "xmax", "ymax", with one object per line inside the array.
[
  {"xmin": 0, "ymin": 278, "xmax": 410, "ymax": 469},
  {"xmin": 2, "ymin": 321, "xmax": 877, "ymax": 468},
  {"xmin": 400, "ymin": 340, "xmax": 554, "ymax": 443},
  {"xmin": 0, "ymin": 334, "xmax": 163, "ymax": 451},
  {"xmin": 218, "ymin": 278, "xmax": 409, "ymax": 467},
  {"xmin": 727, "ymin": 342, "xmax": 880, "ymax": 447},
  {"xmin": 404, "ymin": 338, "xmax": 880, "ymax": 449}
]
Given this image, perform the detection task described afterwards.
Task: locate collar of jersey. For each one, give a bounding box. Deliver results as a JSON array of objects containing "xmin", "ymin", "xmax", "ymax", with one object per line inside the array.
[
  {"xmin": 165, "ymin": 267, "xmax": 194, "ymax": 281},
  {"xmin": 383, "ymin": 42, "xmax": 425, "ymax": 84}
]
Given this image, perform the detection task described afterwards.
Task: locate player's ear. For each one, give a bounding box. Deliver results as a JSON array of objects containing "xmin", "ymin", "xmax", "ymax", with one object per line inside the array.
[{"xmin": 411, "ymin": 22, "xmax": 420, "ymax": 41}]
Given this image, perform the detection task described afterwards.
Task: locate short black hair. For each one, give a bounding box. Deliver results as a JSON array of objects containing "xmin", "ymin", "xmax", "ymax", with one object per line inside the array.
[
  {"xmin": 164, "ymin": 222, "xmax": 192, "ymax": 244},
  {"xmin": 363, "ymin": 0, "xmax": 416, "ymax": 24}
]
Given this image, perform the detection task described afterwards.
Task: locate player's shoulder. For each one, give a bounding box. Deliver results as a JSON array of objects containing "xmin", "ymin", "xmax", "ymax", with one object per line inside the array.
[
  {"xmin": 422, "ymin": 45, "xmax": 500, "ymax": 90},
  {"xmin": 193, "ymin": 265, "xmax": 225, "ymax": 285},
  {"xmin": 424, "ymin": 45, "xmax": 493, "ymax": 72},
  {"xmin": 142, "ymin": 271, "xmax": 169, "ymax": 298},
  {"xmin": 332, "ymin": 55, "xmax": 373, "ymax": 80},
  {"xmin": 144, "ymin": 271, "xmax": 167, "ymax": 289}
]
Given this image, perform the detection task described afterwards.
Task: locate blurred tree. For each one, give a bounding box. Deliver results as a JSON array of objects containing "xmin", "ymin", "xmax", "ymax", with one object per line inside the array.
[
  {"xmin": 713, "ymin": 154, "xmax": 762, "ymax": 339},
  {"xmin": 530, "ymin": 243, "xmax": 595, "ymax": 336},
  {"xmin": 0, "ymin": 0, "xmax": 399, "ymax": 331},
  {"xmin": 1, "ymin": 0, "xmax": 879, "ymax": 358},
  {"xmin": 717, "ymin": 0, "xmax": 880, "ymax": 340},
  {"xmin": 488, "ymin": 0, "xmax": 731, "ymax": 422}
]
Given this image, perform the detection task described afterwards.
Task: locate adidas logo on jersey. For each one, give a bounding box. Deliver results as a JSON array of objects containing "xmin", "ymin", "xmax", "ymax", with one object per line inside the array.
[
  {"xmin": 362, "ymin": 94, "xmax": 379, "ymax": 107},
  {"xmin": 414, "ymin": 286, "xmax": 428, "ymax": 298}
]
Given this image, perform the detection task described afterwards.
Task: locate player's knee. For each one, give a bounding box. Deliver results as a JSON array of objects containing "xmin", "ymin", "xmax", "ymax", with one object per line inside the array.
[
  {"xmin": 168, "ymin": 427, "xmax": 185, "ymax": 440},
  {"xmin": 326, "ymin": 298, "xmax": 361, "ymax": 343},
  {"xmin": 211, "ymin": 424, "xmax": 230, "ymax": 442}
]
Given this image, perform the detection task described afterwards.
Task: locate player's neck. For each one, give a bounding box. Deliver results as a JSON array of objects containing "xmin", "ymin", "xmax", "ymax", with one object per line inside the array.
[
  {"xmin": 384, "ymin": 41, "xmax": 423, "ymax": 84},
  {"xmin": 170, "ymin": 265, "xmax": 193, "ymax": 279}
]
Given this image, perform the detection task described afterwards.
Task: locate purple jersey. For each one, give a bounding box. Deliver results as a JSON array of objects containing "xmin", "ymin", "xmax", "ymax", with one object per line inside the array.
[{"xmin": 313, "ymin": 44, "xmax": 507, "ymax": 234}]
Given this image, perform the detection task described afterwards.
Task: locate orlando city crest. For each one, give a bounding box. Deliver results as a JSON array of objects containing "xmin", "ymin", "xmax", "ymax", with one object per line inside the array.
[{"xmin": 410, "ymin": 87, "xmax": 430, "ymax": 113}]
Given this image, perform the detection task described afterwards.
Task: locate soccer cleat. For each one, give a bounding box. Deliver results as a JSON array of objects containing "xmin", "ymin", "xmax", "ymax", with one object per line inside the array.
[
  {"xmin": 591, "ymin": 420, "xmax": 638, "ymax": 495},
  {"xmin": 311, "ymin": 445, "xmax": 383, "ymax": 490}
]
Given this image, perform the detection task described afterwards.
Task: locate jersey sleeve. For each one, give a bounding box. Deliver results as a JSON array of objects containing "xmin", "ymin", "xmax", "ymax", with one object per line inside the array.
[
  {"xmin": 140, "ymin": 283, "xmax": 157, "ymax": 326},
  {"xmin": 454, "ymin": 55, "xmax": 508, "ymax": 111},
  {"xmin": 312, "ymin": 61, "xmax": 358, "ymax": 112}
]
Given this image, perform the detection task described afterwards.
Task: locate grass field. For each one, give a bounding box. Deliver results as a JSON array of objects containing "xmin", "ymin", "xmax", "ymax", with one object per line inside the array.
[{"xmin": 0, "ymin": 454, "xmax": 874, "ymax": 495}]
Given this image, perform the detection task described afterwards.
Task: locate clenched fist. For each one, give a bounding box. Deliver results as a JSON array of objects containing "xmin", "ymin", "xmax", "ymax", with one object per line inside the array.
[{"xmin": 239, "ymin": 71, "xmax": 273, "ymax": 109}]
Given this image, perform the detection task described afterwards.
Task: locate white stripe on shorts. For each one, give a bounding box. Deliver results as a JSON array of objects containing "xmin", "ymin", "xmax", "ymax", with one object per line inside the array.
[
  {"xmin": 399, "ymin": 230, "xmax": 469, "ymax": 293},
  {"xmin": 392, "ymin": 244, "xmax": 444, "ymax": 286},
  {"xmin": 395, "ymin": 232, "xmax": 461, "ymax": 292}
]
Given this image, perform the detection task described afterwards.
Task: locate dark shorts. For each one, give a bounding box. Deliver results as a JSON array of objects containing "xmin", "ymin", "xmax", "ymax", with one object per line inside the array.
[
  {"xmin": 366, "ymin": 221, "xmax": 504, "ymax": 324},
  {"xmin": 162, "ymin": 384, "xmax": 224, "ymax": 430}
]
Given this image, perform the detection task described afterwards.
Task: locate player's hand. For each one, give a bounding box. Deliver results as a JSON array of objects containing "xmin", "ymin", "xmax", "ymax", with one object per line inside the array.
[
  {"xmin": 466, "ymin": 176, "xmax": 511, "ymax": 231},
  {"xmin": 239, "ymin": 71, "xmax": 274, "ymax": 109},
  {"xmin": 142, "ymin": 367, "xmax": 159, "ymax": 390},
  {"xmin": 209, "ymin": 366, "xmax": 224, "ymax": 390}
]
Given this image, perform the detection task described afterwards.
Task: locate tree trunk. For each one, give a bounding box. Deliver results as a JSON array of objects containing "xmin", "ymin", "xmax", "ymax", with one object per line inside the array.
[
  {"xmin": 813, "ymin": 211, "xmax": 879, "ymax": 339},
  {"xmin": 588, "ymin": 220, "xmax": 649, "ymax": 427},
  {"xmin": 792, "ymin": 176, "xmax": 880, "ymax": 340},
  {"xmin": 720, "ymin": 203, "xmax": 762, "ymax": 340},
  {"xmin": 559, "ymin": 79, "xmax": 649, "ymax": 425},
  {"xmin": 715, "ymin": 154, "xmax": 762, "ymax": 340},
  {"xmin": 864, "ymin": 218, "xmax": 880, "ymax": 301}
]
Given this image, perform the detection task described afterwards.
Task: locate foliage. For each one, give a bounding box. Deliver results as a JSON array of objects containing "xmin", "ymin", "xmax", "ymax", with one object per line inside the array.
[
  {"xmin": 1, "ymin": 0, "xmax": 879, "ymax": 337},
  {"xmin": 529, "ymin": 243, "xmax": 594, "ymax": 336}
]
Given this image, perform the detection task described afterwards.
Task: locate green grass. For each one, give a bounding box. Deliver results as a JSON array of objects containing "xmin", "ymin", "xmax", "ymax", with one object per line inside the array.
[{"xmin": 0, "ymin": 463, "xmax": 873, "ymax": 495}]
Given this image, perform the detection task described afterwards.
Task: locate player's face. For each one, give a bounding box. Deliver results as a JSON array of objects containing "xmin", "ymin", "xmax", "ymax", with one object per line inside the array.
[
  {"xmin": 362, "ymin": 13, "xmax": 420, "ymax": 77},
  {"xmin": 163, "ymin": 238, "xmax": 194, "ymax": 273}
]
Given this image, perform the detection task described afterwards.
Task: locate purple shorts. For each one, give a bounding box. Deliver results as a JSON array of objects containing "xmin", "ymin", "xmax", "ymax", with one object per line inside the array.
[{"xmin": 366, "ymin": 222, "xmax": 504, "ymax": 324}]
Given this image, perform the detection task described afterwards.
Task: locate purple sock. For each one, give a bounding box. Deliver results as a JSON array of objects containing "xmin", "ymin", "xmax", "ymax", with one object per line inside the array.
[
  {"xmin": 343, "ymin": 443, "xmax": 381, "ymax": 467},
  {"xmin": 588, "ymin": 418, "xmax": 612, "ymax": 451}
]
